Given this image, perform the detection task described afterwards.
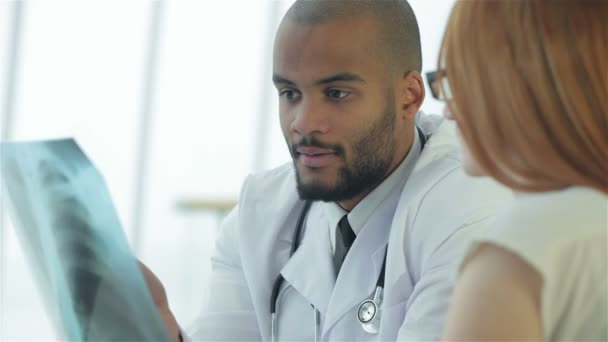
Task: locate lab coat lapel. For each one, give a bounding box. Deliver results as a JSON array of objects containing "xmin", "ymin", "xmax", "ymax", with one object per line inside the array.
[
  {"xmin": 280, "ymin": 204, "xmax": 335, "ymax": 316},
  {"xmin": 237, "ymin": 166, "xmax": 307, "ymax": 341},
  {"xmin": 322, "ymin": 190, "xmax": 400, "ymax": 334},
  {"xmin": 382, "ymin": 123, "xmax": 461, "ymax": 307}
]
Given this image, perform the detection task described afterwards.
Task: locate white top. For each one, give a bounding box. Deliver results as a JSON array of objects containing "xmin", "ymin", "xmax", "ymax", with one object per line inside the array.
[
  {"xmin": 471, "ymin": 186, "xmax": 607, "ymax": 341},
  {"xmin": 323, "ymin": 124, "xmax": 422, "ymax": 254}
]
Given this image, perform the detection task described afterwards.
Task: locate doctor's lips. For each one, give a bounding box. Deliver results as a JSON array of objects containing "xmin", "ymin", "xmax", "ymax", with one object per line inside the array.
[{"xmin": 292, "ymin": 143, "xmax": 343, "ymax": 168}]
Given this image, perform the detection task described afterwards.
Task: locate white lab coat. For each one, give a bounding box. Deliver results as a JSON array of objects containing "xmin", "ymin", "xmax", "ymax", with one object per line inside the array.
[{"xmin": 186, "ymin": 115, "xmax": 512, "ymax": 341}]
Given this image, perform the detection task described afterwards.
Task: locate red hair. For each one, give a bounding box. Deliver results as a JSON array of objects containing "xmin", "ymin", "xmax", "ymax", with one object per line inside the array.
[{"xmin": 439, "ymin": 1, "xmax": 608, "ymax": 193}]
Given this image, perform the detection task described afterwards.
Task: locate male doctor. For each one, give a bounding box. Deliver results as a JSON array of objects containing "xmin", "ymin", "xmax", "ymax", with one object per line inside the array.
[{"xmin": 143, "ymin": 1, "xmax": 511, "ymax": 340}]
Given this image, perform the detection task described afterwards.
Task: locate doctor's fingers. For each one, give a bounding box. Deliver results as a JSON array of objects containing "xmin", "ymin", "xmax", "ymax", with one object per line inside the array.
[
  {"xmin": 139, "ymin": 260, "xmax": 171, "ymax": 309},
  {"xmin": 138, "ymin": 261, "xmax": 182, "ymax": 341}
]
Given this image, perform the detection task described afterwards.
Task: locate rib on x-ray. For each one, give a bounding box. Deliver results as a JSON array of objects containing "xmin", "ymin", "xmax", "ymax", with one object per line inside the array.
[{"xmin": 0, "ymin": 138, "xmax": 168, "ymax": 341}]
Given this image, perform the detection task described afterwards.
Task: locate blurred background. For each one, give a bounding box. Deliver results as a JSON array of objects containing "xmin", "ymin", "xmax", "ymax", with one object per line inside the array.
[{"xmin": 0, "ymin": 0, "xmax": 454, "ymax": 340}]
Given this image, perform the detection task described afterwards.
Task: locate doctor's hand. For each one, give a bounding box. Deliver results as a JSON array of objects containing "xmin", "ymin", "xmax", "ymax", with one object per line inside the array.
[{"xmin": 139, "ymin": 261, "xmax": 182, "ymax": 342}]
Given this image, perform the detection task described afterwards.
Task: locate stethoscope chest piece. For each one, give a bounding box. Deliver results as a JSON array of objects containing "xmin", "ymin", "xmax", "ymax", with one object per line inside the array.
[
  {"xmin": 357, "ymin": 286, "xmax": 383, "ymax": 334},
  {"xmin": 358, "ymin": 300, "xmax": 377, "ymax": 324}
]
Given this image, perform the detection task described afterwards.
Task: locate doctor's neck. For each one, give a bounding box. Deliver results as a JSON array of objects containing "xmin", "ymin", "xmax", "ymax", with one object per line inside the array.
[
  {"xmin": 336, "ymin": 140, "xmax": 413, "ymax": 212},
  {"xmin": 336, "ymin": 172, "xmax": 392, "ymax": 211},
  {"xmin": 336, "ymin": 193, "xmax": 370, "ymax": 212}
]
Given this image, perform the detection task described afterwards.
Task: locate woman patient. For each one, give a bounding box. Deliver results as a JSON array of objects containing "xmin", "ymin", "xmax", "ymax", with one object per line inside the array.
[{"xmin": 433, "ymin": 1, "xmax": 607, "ymax": 340}]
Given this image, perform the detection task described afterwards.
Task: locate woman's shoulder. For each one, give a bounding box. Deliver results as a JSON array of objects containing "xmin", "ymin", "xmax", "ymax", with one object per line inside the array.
[
  {"xmin": 473, "ymin": 186, "xmax": 606, "ymax": 280},
  {"xmin": 491, "ymin": 186, "xmax": 606, "ymax": 243},
  {"xmin": 451, "ymin": 187, "xmax": 607, "ymax": 341}
]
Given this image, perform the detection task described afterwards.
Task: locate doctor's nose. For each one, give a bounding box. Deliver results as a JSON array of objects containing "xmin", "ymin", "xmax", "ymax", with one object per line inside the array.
[{"xmin": 290, "ymin": 99, "xmax": 330, "ymax": 137}]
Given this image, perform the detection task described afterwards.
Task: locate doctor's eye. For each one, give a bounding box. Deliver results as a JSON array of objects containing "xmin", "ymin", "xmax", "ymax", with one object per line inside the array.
[
  {"xmin": 279, "ymin": 88, "xmax": 301, "ymax": 102},
  {"xmin": 325, "ymin": 89, "xmax": 351, "ymax": 100}
]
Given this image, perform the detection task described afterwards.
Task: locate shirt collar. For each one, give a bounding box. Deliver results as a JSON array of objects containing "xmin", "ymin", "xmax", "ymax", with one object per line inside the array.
[{"xmin": 324, "ymin": 125, "xmax": 422, "ymax": 248}]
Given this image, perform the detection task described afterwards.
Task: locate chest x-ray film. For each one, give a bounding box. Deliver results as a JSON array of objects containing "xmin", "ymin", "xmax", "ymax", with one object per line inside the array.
[{"xmin": 0, "ymin": 138, "xmax": 168, "ymax": 341}]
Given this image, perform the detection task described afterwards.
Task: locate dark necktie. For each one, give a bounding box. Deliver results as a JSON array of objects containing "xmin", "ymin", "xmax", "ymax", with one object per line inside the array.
[{"xmin": 333, "ymin": 215, "xmax": 356, "ymax": 276}]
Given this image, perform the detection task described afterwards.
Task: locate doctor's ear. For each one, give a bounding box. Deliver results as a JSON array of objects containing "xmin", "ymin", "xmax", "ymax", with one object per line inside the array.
[{"xmin": 398, "ymin": 71, "xmax": 425, "ymax": 120}]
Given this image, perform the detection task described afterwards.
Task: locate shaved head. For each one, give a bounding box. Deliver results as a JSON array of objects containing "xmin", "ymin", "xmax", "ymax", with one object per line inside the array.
[{"xmin": 284, "ymin": 0, "xmax": 422, "ymax": 75}]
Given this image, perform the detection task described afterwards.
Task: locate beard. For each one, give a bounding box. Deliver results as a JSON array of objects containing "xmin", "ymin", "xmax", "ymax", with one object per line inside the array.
[{"xmin": 291, "ymin": 95, "xmax": 397, "ymax": 202}]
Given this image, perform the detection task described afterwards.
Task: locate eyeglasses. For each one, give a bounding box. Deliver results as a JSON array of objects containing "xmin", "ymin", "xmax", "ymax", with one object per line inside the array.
[{"xmin": 425, "ymin": 70, "xmax": 452, "ymax": 101}]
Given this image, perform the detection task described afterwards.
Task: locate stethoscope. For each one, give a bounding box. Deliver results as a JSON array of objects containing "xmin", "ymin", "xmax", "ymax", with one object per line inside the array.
[{"xmin": 270, "ymin": 127, "xmax": 427, "ymax": 342}]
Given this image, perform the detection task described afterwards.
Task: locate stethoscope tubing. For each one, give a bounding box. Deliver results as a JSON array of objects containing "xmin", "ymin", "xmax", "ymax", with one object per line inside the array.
[{"xmin": 270, "ymin": 200, "xmax": 312, "ymax": 316}]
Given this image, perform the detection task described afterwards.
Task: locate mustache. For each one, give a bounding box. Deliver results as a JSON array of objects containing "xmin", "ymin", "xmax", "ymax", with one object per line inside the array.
[{"xmin": 290, "ymin": 136, "xmax": 345, "ymax": 156}]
